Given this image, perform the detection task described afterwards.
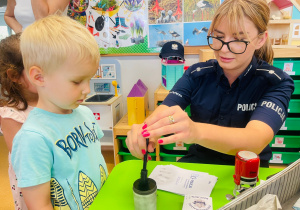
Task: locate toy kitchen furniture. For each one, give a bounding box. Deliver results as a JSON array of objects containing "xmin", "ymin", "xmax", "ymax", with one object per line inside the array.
[
  {"xmin": 82, "ymin": 94, "xmax": 123, "ymax": 146},
  {"xmin": 83, "ymin": 59, "xmax": 123, "ymax": 147}
]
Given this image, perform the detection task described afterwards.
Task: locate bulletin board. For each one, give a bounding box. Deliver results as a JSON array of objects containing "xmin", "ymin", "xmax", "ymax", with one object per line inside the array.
[
  {"xmin": 67, "ymin": 0, "xmax": 300, "ymax": 56},
  {"xmin": 68, "ymin": 0, "xmax": 223, "ymax": 55}
]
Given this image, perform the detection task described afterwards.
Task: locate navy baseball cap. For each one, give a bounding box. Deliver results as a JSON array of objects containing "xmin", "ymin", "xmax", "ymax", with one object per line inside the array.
[{"xmin": 159, "ymin": 41, "xmax": 185, "ymax": 60}]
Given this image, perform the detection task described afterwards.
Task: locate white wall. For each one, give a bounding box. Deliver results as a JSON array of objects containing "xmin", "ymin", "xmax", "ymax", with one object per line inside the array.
[{"xmin": 95, "ymin": 54, "xmax": 199, "ymax": 114}]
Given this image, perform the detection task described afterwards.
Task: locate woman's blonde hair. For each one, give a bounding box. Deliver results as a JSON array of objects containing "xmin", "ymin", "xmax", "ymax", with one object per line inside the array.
[
  {"xmin": 208, "ymin": 0, "xmax": 273, "ymax": 63},
  {"xmin": 20, "ymin": 15, "xmax": 100, "ymax": 74}
]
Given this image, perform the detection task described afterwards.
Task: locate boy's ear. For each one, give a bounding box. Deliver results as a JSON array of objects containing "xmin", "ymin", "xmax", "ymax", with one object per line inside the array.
[{"xmin": 29, "ymin": 66, "xmax": 45, "ymax": 86}]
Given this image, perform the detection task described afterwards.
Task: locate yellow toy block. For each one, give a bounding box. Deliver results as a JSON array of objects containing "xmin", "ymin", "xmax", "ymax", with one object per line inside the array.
[{"xmin": 127, "ymin": 80, "xmax": 149, "ymax": 125}]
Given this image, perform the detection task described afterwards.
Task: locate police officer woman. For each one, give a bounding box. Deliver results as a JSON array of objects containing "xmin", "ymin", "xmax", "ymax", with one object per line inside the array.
[{"xmin": 126, "ymin": 0, "xmax": 294, "ymax": 167}]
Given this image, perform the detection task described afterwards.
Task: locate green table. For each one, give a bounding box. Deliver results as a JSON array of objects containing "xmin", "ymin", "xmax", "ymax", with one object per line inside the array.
[{"xmin": 90, "ymin": 160, "xmax": 282, "ymax": 210}]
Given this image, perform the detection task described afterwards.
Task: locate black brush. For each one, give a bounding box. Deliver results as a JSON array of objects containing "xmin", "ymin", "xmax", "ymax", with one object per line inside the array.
[{"xmin": 138, "ymin": 138, "xmax": 150, "ymax": 191}]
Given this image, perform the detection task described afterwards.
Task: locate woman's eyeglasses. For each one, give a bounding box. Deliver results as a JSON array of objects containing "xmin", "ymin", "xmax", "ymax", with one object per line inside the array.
[{"xmin": 207, "ymin": 33, "xmax": 264, "ymax": 54}]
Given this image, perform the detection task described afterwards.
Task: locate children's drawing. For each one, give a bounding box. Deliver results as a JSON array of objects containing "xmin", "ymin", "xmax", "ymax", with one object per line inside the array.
[
  {"xmin": 101, "ymin": 64, "xmax": 117, "ymax": 79},
  {"xmin": 83, "ymin": 0, "xmax": 148, "ymax": 52}
]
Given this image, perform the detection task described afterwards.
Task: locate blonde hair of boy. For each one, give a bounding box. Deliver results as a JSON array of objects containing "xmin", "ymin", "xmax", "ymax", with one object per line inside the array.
[
  {"xmin": 208, "ymin": 0, "xmax": 274, "ymax": 64},
  {"xmin": 20, "ymin": 15, "xmax": 100, "ymax": 74}
]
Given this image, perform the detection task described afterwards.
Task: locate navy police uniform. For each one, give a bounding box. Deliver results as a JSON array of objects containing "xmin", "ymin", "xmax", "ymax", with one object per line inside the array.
[{"xmin": 162, "ymin": 56, "xmax": 294, "ymax": 167}]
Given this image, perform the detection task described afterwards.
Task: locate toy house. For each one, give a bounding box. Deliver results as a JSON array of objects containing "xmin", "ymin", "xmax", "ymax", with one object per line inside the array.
[
  {"xmin": 268, "ymin": 0, "xmax": 300, "ymax": 47},
  {"xmin": 127, "ymin": 79, "xmax": 149, "ymax": 125},
  {"xmin": 161, "ymin": 60, "xmax": 184, "ymax": 90}
]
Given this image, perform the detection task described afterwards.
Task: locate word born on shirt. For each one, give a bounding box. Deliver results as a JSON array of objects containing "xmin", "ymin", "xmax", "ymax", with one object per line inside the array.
[
  {"xmin": 237, "ymin": 103, "xmax": 257, "ymax": 112},
  {"xmin": 261, "ymin": 101, "xmax": 285, "ymax": 121},
  {"xmin": 55, "ymin": 122, "xmax": 99, "ymax": 159}
]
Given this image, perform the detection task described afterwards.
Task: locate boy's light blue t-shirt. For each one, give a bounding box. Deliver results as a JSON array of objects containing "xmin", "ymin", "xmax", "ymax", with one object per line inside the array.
[{"xmin": 11, "ymin": 105, "xmax": 108, "ymax": 210}]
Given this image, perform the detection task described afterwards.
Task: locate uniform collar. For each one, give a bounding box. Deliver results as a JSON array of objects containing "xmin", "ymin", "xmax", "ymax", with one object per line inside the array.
[{"xmin": 216, "ymin": 56, "xmax": 258, "ymax": 89}]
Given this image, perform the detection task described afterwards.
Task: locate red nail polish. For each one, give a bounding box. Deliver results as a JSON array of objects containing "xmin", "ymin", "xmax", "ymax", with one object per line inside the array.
[
  {"xmin": 158, "ymin": 139, "xmax": 163, "ymax": 144},
  {"xmin": 142, "ymin": 149, "xmax": 146, "ymax": 155},
  {"xmin": 142, "ymin": 123, "xmax": 147, "ymax": 130},
  {"xmin": 142, "ymin": 132, "xmax": 150, "ymax": 137},
  {"xmin": 141, "ymin": 129, "xmax": 147, "ymax": 135},
  {"xmin": 148, "ymin": 156, "xmax": 152, "ymax": 160}
]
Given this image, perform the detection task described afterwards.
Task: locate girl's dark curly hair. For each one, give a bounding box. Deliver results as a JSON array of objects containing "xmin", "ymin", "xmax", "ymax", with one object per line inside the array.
[{"xmin": 0, "ymin": 33, "xmax": 28, "ymax": 110}]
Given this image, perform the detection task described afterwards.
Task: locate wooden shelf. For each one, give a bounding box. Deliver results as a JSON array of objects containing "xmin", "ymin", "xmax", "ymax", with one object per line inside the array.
[
  {"xmin": 154, "ymin": 84, "xmax": 170, "ymax": 108},
  {"xmin": 273, "ymin": 48, "xmax": 300, "ymax": 58},
  {"xmin": 269, "ymin": 19, "xmax": 300, "ymax": 24}
]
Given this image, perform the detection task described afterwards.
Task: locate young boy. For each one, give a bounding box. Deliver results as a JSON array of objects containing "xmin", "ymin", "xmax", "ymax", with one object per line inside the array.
[{"xmin": 11, "ymin": 15, "xmax": 107, "ymax": 209}]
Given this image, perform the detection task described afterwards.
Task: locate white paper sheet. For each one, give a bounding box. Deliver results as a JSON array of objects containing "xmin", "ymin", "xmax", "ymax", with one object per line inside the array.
[{"xmin": 149, "ymin": 164, "xmax": 218, "ymax": 196}]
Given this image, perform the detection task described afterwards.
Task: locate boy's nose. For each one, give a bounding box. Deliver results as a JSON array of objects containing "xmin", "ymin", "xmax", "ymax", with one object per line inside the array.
[{"xmin": 82, "ymin": 84, "xmax": 91, "ymax": 95}]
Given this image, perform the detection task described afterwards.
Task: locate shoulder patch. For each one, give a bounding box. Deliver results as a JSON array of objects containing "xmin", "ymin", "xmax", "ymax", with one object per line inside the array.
[
  {"xmin": 255, "ymin": 62, "xmax": 286, "ymax": 85},
  {"xmin": 186, "ymin": 59, "xmax": 216, "ymax": 78}
]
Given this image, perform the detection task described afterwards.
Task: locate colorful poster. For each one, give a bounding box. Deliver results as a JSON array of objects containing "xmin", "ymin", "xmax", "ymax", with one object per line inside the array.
[
  {"xmin": 148, "ymin": 0, "xmax": 184, "ymax": 47},
  {"xmin": 84, "ymin": 0, "xmax": 159, "ymax": 54},
  {"xmin": 147, "ymin": 0, "xmax": 220, "ymax": 48},
  {"xmin": 68, "ymin": 0, "xmax": 222, "ymax": 54}
]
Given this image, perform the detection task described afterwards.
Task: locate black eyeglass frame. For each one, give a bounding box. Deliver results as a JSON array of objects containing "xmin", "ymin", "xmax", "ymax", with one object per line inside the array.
[{"xmin": 207, "ymin": 36, "xmax": 251, "ymax": 54}]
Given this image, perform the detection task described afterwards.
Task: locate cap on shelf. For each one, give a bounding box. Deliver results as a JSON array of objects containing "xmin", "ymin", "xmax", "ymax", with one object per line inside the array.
[{"xmin": 159, "ymin": 41, "xmax": 185, "ymax": 61}]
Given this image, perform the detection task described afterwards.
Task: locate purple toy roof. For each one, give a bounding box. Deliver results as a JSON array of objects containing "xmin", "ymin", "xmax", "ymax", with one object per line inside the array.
[
  {"xmin": 136, "ymin": 79, "xmax": 147, "ymax": 92},
  {"xmin": 127, "ymin": 79, "xmax": 148, "ymax": 97}
]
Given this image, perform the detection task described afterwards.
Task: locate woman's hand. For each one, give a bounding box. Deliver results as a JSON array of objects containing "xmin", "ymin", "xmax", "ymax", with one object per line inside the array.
[
  {"xmin": 126, "ymin": 124, "xmax": 156, "ymax": 159},
  {"xmin": 143, "ymin": 105, "xmax": 198, "ymax": 145},
  {"xmin": 126, "ymin": 105, "xmax": 198, "ymax": 159}
]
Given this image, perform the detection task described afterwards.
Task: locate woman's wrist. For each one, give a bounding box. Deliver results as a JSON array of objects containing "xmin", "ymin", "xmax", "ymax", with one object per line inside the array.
[{"xmin": 187, "ymin": 121, "xmax": 202, "ymax": 145}]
